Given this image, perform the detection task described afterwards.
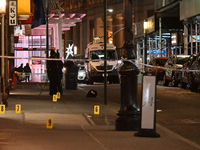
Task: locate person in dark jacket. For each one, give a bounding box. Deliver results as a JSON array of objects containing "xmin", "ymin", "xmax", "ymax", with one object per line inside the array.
[
  {"xmin": 24, "ymin": 63, "xmax": 32, "ymax": 82},
  {"xmin": 17, "ymin": 63, "xmax": 24, "ymax": 82},
  {"xmin": 47, "ymin": 49, "xmax": 63, "ymax": 95}
]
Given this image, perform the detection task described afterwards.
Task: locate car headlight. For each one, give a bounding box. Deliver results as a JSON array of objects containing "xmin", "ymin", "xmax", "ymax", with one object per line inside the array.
[{"xmin": 113, "ymin": 64, "xmax": 118, "ymax": 70}]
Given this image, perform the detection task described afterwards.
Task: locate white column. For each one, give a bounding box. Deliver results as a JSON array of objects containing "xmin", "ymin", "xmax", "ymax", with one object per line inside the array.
[
  {"xmin": 52, "ymin": 19, "xmax": 63, "ymax": 58},
  {"xmin": 183, "ymin": 24, "xmax": 188, "ymax": 55},
  {"xmin": 190, "ymin": 23, "xmax": 193, "ymax": 54},
  {"xmin": 113, "ymin": 14, "xmax": 124, "ymax": 48},
  {"xmin": 58, "ymin": 20, "xmax": 63, "ymax": 57},
  {"xmin": 95, "ymin": 17, "xmax": 104, "ymax": 37},
  {"xmin": 195, "ymin": 23, "xmax": 198, "ymax": 54},
  {"xmin": 159, "ymin": 17, "xmax": 162, "ymax": 57}
]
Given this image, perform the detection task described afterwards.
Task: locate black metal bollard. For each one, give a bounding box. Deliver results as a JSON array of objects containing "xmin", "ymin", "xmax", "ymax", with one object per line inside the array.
[{"xmin": 115, "ymin": 60, "xmax": 140, "ymax": 131}]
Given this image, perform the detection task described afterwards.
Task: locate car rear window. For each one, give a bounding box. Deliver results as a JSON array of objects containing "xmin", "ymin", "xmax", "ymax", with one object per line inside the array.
[
  {"xmin": 176, "ymin": 57, "xmax": 189, "ymax": 64},
  {"xmin": 155, "ymin": 59, "xmax": 168, "ymax": 66}
]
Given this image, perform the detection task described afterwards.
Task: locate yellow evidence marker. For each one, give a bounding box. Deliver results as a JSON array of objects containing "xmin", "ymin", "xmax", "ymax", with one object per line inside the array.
[
  {"xmin": 57, "ymin": 92, "xmax": 61, "ymax": 99},
  {"xmin": 42, "ymin": 84, "xmax": 46, "ymax": 89},
  {"xmin": 15, "ymin": 104, "xmax": 21, "ymax": 114},
  {"xmin": 94, "ymin": 105, "xmax": 100, "ymax": 115},
  {"xmin": 0, "ymin": 105, "xmax": 6, "ymax": 114},
  {"xmin": 46, "ymin": 118, "xmax": 53, "ymax": 129},
  {"xmin": 52, "ymin": 94, "xmax": 57, "ymax": 102}
]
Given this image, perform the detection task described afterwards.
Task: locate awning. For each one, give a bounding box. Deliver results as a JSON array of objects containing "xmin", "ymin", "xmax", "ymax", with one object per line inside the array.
[
  {"xmin": 18, "ymin": 0, "xmax": 31, "ymax": 20},
  {"xmin": 34, "ymin": 13, "xmax": 86, "ymax": 31}
]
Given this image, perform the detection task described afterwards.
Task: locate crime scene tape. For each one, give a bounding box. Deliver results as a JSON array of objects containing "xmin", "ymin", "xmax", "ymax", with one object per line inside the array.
[
  {"xmin": 1, "ymin": 55, "xmax": 200, "ymax": 73},
  {"xmin": 138, "ymin": 63, "xmax": 200, "ymax": 73}
]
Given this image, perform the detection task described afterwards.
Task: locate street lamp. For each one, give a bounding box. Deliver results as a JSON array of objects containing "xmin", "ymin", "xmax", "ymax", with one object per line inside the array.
[
  {"xmin": 115, "ymin": 0, "xmax": 140, "ymax": 131},
  {"xmin": 0, "ymin": 0, "xmax": 6, "ymax": 106},
  {"xmin": 103, "ymin": 0, "xmax": 107, "ymax": 105}
]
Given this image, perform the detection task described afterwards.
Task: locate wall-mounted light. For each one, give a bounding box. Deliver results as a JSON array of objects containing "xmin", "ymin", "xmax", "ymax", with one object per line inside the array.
[
  {"xmin": 74, "ymin": 46, "xmax": 77, "ymax": 55},
  {"xmin": 107, "ymin": 9, "xmax": 113, "ymax": 13},
  {"xmin": 143, "ymin": 20, "xmax": 148, "ymax": 33},
  {"xmin": 0, "ymin": 0, "xmax": 6, "ymax": 13}
]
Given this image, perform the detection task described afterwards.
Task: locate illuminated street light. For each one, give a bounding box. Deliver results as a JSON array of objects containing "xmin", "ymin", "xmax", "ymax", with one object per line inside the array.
[
  {"xmin": 0, "ymin": 0, "xmax": 7, "ymax": 106},
  {"xmin": 143, "ymin": 20, "xmax": 148, "ymax": 66},
  {"xmin": 0, "ymin": 0, "xmax": 6, "ymax": 13},
  {"xmin": 143, "ymin": 20, "xmax": 148, "ymax": 32}
]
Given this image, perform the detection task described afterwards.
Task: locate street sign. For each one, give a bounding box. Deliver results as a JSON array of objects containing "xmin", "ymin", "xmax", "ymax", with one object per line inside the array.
[
  {"xmin": 134, "ymin": 75, "xmax": 160, "ymax": 137},
  {"xmin": 9, "ymin": 1, "xmax": 17, "ymax": 26}
]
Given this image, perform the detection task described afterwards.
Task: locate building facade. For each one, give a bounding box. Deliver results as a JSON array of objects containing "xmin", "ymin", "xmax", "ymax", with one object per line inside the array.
[{"xmin": 4, "ymin": 0, "xmax": 200, "ymax": 83}]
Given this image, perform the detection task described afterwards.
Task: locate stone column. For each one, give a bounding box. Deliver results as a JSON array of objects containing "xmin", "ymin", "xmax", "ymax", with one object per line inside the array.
[
  {"xmin": 113, "ymin": 14, "xmax": 124, "ymax": 49},
  {"xmin": 95, "ymin": 17, "xmax": 104, "ymax": 37},
  {"xmin": 73, "ymin": 23, "xmax": 80, "ymax": 55}
]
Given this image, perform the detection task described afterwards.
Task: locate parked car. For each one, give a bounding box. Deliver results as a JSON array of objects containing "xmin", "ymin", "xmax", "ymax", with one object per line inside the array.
[
  {"xmin": 75, "ymin": 61, "xmax": 86, "ymax": 83},
  {"xmin": 77, "ymin": 65, "xmax": 86, "ymax": 83},
  {"xmin": 163, "ymin": 55, "xmax": 190, "ymax": 87},
  {"xmin": 146, "ymin": 57, "xmax": 169, "ymax": 84},
  {"xmin": 181, "ymin": 54, "xmax": 197, "ymax": 89},
  {"xmin": 188, "ymin": 52, "xmax": 200, "ymax": 91}
]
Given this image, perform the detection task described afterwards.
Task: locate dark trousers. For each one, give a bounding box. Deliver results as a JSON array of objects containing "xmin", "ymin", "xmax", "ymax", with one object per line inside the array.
[{"xmin": 49, "ymin": 78, "xmax": 62, "ymax": 95}]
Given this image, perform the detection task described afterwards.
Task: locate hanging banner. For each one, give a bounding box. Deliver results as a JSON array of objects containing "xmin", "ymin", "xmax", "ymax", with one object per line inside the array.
[{"xmin": 9, "ymin": 1, "xmax": 17, "ymax": 26}]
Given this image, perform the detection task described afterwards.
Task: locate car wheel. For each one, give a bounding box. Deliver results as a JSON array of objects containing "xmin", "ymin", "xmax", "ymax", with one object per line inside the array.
[
  {"xmin": 190, "ymin": 81, "xmax": 198, "ymax": 92},
  {"xmin": 181, "ymin": 81, "xmax": 187, "ymax": 89},
  {"xmin": 88, "ymin": 78, "xmax": 94, "ymax": 85},
  {"xmin": 156, "ymin": 77, "xmax": 159, "ymax": 85},
  {"xmin": 163, "ymin": 75, "xmax": 169, "ymax": 86},
  {"xmin": 172, "ymin": 75, "xmax": 178, "ymax": 87}
]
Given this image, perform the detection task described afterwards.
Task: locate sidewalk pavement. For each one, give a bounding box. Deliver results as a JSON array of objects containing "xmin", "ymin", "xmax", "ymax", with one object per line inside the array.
[{"xmin": 0, "ymin": 82, "xmax": 199, "ymax": 150}]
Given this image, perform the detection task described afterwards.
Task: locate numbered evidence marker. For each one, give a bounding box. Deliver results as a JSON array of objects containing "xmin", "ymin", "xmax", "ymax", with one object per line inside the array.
[
  {"xmin": 46, "ymin": 118, "xmax": 53, "ymax": 129},
  {"xmin": 15, "ymin": 104, "xmax": 22, "ymax": 114},
  {"xmin": 57, "ymin": 92, "xmax": 61, "ymax": 99},
  {"xmin": 52, "ymin": 94, "xmax": 57, "ymax": 102},
  {"xmin": 0, "ymin": 105, "xmax": 6, "ymax": 114},
  {"xmin": 42, "ymin": 85, "xmax": 46, "ymax": 90},
  {"xmin": 94, "ymin": 105, "xmax": 100, "ymax": 115}
]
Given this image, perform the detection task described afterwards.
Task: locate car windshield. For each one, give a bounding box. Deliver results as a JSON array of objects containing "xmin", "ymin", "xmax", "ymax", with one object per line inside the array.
[
  {"xmin": 176, "ymin": 57, "xmax": 189, "ymax": 64},
  {"xmin": 90, "ymin": 50, "xmax": 116, "ymax": 60},
  {"xmin": 155, "ymin": 59, "xmax": 168, "ymax": 66}
]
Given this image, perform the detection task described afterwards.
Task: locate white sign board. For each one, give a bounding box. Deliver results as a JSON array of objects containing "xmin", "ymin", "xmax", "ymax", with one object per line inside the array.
[
  {"xmin": 141, "ymin": 76, "xmax": 156, "ymax": 129},
  {"xmin": 9, "ymin": 1, "xmax": 17, "ymax": 26}
]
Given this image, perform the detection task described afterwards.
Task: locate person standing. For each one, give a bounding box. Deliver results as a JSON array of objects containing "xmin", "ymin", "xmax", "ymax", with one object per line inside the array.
[
  {"xmin": 17, "ymin": 63, "xmax": 24, "ymax": 82},
  {"xmin": 55, "ymin": 51, "xmax": 64, "ymax": 94},
  {"xmin": 47, "ymin": 49, "xmax": 63, "ymax": 95},
  {"xmin": 24, "ymin": 63, "xmax": 32, "ymax": 82}
]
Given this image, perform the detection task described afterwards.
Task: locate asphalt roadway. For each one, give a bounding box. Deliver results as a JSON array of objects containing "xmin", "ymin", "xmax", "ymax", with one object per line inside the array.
[{"xmin": 0, "ymin": 82, "xmax": 200, "ymax": 150}]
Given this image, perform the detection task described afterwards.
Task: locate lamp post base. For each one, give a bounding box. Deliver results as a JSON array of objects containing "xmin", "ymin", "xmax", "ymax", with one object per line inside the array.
[{"xmin": 115, "ymin": 111, "xmax": 140, "ymax": 131}]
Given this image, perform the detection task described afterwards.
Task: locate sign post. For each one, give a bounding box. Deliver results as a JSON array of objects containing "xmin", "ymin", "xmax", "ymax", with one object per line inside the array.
[{"xmin": 134, "ymin": 75, "xmax": 160, "ymax": 137}]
